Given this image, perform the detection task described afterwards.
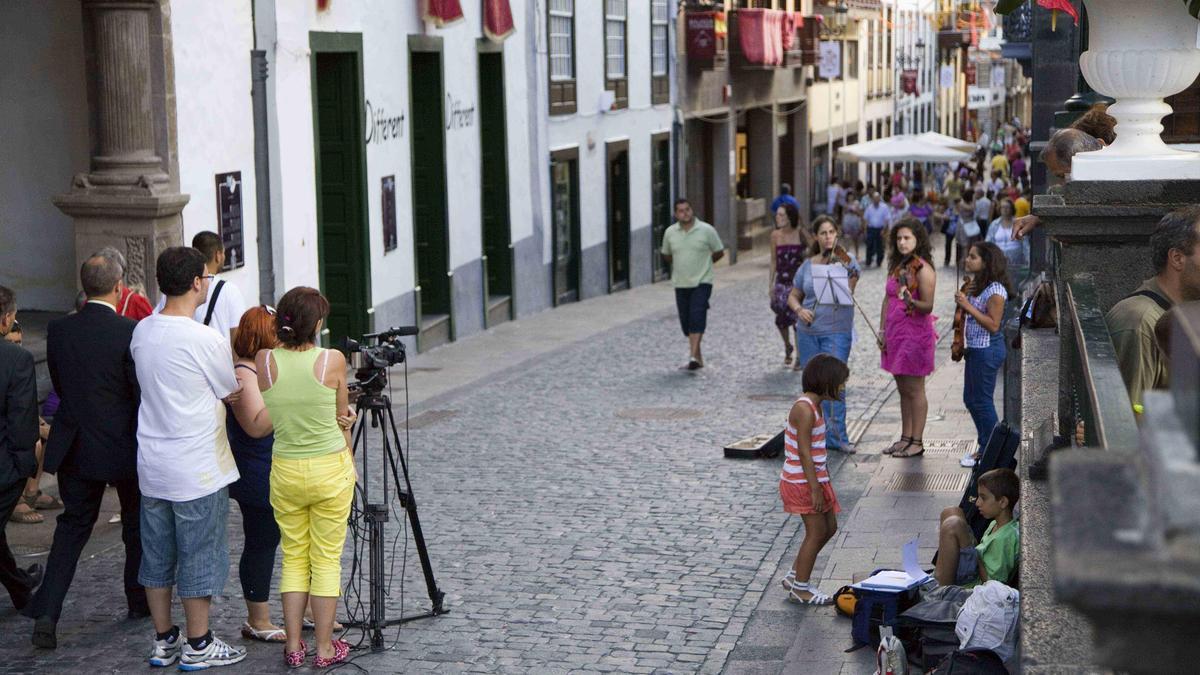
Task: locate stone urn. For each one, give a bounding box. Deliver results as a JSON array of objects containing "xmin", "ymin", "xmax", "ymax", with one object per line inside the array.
[{"xmin": 1073, "ymin": 0, "xmax": 1200, "ymax": 180}]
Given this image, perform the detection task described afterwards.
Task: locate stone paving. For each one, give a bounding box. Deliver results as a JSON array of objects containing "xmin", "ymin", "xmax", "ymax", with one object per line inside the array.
[{"xmin": 0, "ymin": 248, "xmax": 965, "ymax": 674}]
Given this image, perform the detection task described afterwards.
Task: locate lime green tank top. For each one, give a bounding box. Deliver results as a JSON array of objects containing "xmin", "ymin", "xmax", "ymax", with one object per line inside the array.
[{"xmin": 261, "ymin": 348, "xmax": 346, "ymax": 460}]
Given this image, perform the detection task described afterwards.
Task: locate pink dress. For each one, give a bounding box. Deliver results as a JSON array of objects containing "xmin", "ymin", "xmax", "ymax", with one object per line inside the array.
[{"xmin": 880, "ymin": 263, "xmax": 937, "ymax": 376}]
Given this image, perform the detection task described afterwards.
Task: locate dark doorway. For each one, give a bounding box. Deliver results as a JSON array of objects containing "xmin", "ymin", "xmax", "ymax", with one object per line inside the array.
[
  {"xmin": 550, "ymin": 149, "xmax": 580, "ymax": 305},
  {"xmin": 779, "ymin": 108, "xmax": 795, "ymax": 193},
  {"xmin": 606, "ymin": 141, "xmax": 630, "ymax": 291},
  {"xmin": 651, "ymin": 133, "xmax": 671, "ymax": 282},
  {"xmin": 701, "ymin": 122, "xmax": 715, "ymax": 223},
  {"xmin": 409, "ymin": 47, "xmax": 452, "ymax": 347},
  {"xmin": 311, "ymin": 39, "xmax": 370, "ymax": 345},
  {"xmin": 478, "ymin": 49, "xmax": 512, "ymax": 325}
]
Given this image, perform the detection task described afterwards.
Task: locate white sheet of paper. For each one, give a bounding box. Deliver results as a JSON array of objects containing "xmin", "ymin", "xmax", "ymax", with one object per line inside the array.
[
  {"xmin": 811, "ymin": 263, "xmax": 853, "ymax": 306},
  {"xmin": 902, "ymin": 537, "xmax": 930, "ymax": 582}
]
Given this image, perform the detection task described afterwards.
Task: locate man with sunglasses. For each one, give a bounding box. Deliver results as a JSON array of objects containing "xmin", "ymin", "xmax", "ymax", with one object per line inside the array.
[
  {"xmin": 0, "ymin": 285, "xmax": 44, "ymax": 611},
  {"xmin": 21, "ymin": 254, "xmax": 146, "ymax": 649}
]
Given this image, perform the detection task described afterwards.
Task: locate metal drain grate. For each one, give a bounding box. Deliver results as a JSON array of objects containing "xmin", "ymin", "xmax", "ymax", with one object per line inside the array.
[
  {"xmin": 886, "ymin": 472, "xmax": 970, "ymax": 493},
  {"xmin": 921, "ymin": 439, "xmax": 977, "ymax": 457},
  {"xmin": 407, "ymin": 366, "xmax": 443, "ymax": 373},
  {"xmin": 401, "ymin": 409, "xmax": 459, "ymax": 430},
  {"xmin": 616, "ymin": 407, "xmax": 704, "ymax": 421},
  {"xmin": 747, "ymin": 394, "xmax": 795, "ymax": 402},
  {"xmin": 11, "ymin": 544, "xmax": 49, "ymax": 557}
]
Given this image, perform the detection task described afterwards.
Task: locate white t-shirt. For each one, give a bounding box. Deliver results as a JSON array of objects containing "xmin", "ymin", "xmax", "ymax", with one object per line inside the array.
[
  {"xmin": 154, "ymin": 276, "xmax": 247, "ymax": 341},
  {"xmin": 131, "ymin": 313, "xmax": 240, "ymax": 501}
]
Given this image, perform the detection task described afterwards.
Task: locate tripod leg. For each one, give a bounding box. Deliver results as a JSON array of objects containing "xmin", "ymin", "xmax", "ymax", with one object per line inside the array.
[{"xmin": 384, "ymin": 405, "xmax": 446, "ymax": 615}]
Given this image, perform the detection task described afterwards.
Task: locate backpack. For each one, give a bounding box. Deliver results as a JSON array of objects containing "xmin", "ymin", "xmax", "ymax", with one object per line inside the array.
[
  {"xmin": 874, "ymin": 627, "xmax": 909, "ymax": 675},
  {"xmin": 959, "ymin": 422, "xmax": 1020, "ymax": 541},
  {"xmin": 931, "ymin": 649, "xmax": 1008, "ymax": 675}
]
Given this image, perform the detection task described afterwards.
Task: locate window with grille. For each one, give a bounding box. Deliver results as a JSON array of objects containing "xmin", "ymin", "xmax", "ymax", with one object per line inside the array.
[
  {"xmin": 549, "ymin": 0, "xmax": 576, "ymax": 115},
  {"xmin": 651, "ymin": 0, "xmax": 669, "ymax": 104},
  {"xmin": 605, "ymin": 0, "xmax": 628, "ymax": 109}
]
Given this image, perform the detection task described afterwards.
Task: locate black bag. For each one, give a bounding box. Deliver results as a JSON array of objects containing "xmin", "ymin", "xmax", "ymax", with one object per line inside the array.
[
  {"xmin": 959, "ymin": 421, "xmax": 1020, "ymax": 540},
  {"xmin": 931, "ymin": 649, "xmax": 1007, "ymax": 675},
  {"xmin": 895, "ymin": 586, "xmax": 972, "ymax": 670}
]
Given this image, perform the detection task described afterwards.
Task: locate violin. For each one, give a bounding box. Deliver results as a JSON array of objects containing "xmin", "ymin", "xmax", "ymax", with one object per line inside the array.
[
  {"xmin": 821, "ymin": 244, "xmax": 853, "ymax": 267},
  {"xmin": 895, "ymin": 256, "xmax": 923, "ymax": 316},
  {"xmin": 951, "ymin": 275, "xmax": 972, "ymax": 362}
]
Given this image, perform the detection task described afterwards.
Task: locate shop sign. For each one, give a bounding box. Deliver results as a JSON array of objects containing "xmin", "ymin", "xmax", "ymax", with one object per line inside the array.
[
  {"xmin": 687, "ymin": 11, "xmax": 717, "ymax": 60},
  {"xmin": 215, "ymin": 172, "xmax": 245, "ymax": 271},
  {"xmin": 446, "ymin": 94, "xmax": 475, "ymax": 130},
  {"xmin": 382, "ymin": 175, "xmax": 397, "ymax": 252},
  {"xmin": 967, "ymin": 86, "xmax": 990, "ymax": 111},
  {"xmin": 818, "ymin": 40, "xmax": 841, "ymax": 79},
  {"xmin": 902, "ymin": 69, "xmax": 919, "ymax": 96},
  {"xmin": 365, "ymin": 100, "xmax": 405, "ymax": 145}
]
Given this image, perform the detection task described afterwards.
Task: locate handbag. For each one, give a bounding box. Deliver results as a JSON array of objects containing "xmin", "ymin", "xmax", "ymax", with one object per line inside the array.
[{"xmin": 962, "ymin": 220, "xmax": 981, "ymax": 239}]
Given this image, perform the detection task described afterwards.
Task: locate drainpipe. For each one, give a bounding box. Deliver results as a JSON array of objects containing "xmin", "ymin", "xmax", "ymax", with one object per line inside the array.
[{"xmin": 251, "ymin": 50, "xmax": 276, "ymax": 304}]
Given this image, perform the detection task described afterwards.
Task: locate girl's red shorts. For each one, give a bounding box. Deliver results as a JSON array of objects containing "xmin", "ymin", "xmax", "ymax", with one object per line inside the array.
[{"xmin": 780, "ymin": 480, "xmax": 841, "ymax": 515}]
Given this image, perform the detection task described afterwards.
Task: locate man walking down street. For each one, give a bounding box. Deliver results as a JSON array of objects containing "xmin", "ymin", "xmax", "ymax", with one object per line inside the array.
[
  {"xmin": 863, "ymin": 192, "xmax": 890, "ymax": 268},
  {"xmin": 0, "ymin": 286, "xmax": 43, "ymax": 611},
  {"xmin": 154, "ymin": 231, "xmax": 247, "ymax": 345},
  {"xmin": 661, "ymin": 199, "xmax": 725, "ymax": 370},
  {"xmin": 132, "ymin": 247, "xmax": 246, "ymax": 669},
  {"xmin": 22, "ymin": 254, "xmax": 146, "ymax": 649}
]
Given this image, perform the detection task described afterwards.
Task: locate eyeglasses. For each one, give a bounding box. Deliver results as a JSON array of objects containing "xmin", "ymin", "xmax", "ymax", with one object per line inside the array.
[
  {"xmin": 10, "ymin": 320, "xmax": 20, "ymax": 331},
  {"xmin": 262, "ymin": 304, "xmax": 276, "ymax": 315},
  {"xmin": 201, "ymin": 275, "xmax": 216, "ymax": 280}
]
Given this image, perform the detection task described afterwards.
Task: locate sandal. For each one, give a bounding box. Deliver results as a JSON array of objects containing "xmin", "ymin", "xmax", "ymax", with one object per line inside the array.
[
  {"xmin": 787, "ymin": 582, "xmax": 833, "ymax": 605},
  {"xmin": 31, "ymin": 491, "xmax": 63, "ymax": 510},
  {"xmin": 882, "ymin": 436, "xmax": 912, "ymax": 455},
  {"xmin": 9, "ymin": 502, "xmax": 43, "ymax": 524},
  {"xmin": 784, "ymin": 344, "xmax": 794, "ymax": 366},
  {"xmin": 313, "ymin": 639, "xmax": 351, "ymax": 668},
  {"xmin": 893, "ymin": 439, "xmax": 926, "ymax": 459},
  {"xmin": 302, "ymin": 618, "xmax": 345, "ymax": 632},
  {"xmin": 242, "ymin": 621, "xmax": 287, "ymax": 643},
  {"xmin": 284, "ymin": 640, "xmax": 306, "ymax": 668},
  {"xmin": 780, "ymin": 570, "xmax": 796, "ymax": 591}
]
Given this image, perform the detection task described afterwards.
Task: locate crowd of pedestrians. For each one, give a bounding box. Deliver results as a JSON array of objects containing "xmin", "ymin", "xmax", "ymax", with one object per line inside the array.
[{"xmin": 0, "ymin": 234, "xmax": 360, "ymax": 669}]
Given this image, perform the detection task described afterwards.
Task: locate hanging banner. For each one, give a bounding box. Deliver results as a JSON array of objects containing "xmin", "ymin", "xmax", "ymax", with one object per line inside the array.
[
  {"xmin": 990, "ymin": 64, "xmax": 1006, "ymax": 89},
  {"xmin": 483, "ymin": 0, "xmax": 515, "ymax": 42},
  {"xmin": 940, "ymin": 64, "xmax": 955, "ymax": 89},
  {"xmin": 687, "ymin": 11, "xmax": 718, "ymax": 60},
  {"xmin": 818, "ymin": 40, "xmax": 841, "ymax": 79},
  {"xmin": 902, "ymin": 69, "xmax": 919, "ymax": 96}
]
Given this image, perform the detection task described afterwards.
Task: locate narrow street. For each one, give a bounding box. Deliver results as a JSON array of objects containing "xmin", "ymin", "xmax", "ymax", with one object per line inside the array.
[{"xmin": 0, "ymin": 252, "xmax": 962, "ymax": 673}]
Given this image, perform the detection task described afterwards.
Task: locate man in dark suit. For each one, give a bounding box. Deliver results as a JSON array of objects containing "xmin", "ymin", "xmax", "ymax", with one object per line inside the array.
[
  {"xmin": 0, "ymin": 285, "xmax": 44, "ymax": 609},
  {"xmin": 21, "ymin": 256, "xmax": 145, "ymax": 649}
]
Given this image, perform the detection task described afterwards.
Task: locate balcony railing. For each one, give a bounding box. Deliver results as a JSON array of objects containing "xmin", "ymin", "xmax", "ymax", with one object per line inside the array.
[{"xmin": 1063, "ymin": 273, "xmax": 1138, "ymax": 449}]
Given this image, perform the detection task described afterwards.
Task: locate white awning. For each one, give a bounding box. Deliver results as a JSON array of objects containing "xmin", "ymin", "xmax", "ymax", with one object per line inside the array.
[{"xmin": 837, "ymin": 135, "xmax": 972, "ymax": 163}]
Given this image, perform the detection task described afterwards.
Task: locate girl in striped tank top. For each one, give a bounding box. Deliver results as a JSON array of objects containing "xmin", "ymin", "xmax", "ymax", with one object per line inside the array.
[{"xmin": 779, "ymin": 353, "xmax": 850, "ymax": 605}]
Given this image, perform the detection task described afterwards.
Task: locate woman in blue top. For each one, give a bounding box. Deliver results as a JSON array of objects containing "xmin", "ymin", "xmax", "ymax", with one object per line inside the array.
[
  {"xmin": 788, "ymin": 216, "xmax": 862, "ymax": 453},
  {"xmin": 954, "ymin": 242, "xmax": 1012, "ymax": 467}
]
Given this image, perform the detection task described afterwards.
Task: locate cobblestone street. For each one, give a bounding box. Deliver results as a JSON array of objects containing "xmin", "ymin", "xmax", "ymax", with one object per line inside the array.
[{"xmin": 0, "ymin": 252, "xmax": 961, "ymax": 674}]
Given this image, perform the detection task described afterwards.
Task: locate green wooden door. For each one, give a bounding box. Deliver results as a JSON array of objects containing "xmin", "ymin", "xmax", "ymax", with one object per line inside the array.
[
  {"xmin": 651, "ymin": 135, "xmax": 671, "ymax": 282},
  {"xmin": 410, "ymin": 51, "xmax": 451, "ymax": 319},
  {"xmin": 479, "ymin": 51, "xmax": 512, "ymax": 300},
  {"xmin": 314, "ymin": 51, "xmax": 369, "ymax": 343}
]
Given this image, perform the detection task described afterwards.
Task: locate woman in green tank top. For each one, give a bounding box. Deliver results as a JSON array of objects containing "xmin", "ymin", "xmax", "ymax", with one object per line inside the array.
[{"xmin": 256, "ymin": 287, "xmax": 354, "ymax": 668}]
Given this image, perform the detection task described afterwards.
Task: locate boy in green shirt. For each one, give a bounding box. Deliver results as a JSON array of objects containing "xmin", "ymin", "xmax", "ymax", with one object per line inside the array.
[
  {"xmin": 660, "ymin": 199, "xmax": 725, "ymax": 370},
  {"xmin": 933, "ymin": 468, "xmax": 1020, "ymax": 588}
]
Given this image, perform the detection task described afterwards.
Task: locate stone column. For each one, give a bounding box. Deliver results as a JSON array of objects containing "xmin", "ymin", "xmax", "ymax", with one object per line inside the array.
[{"xmin": 53, "ymin": 0, "xmax": 187, "ymax": 301}]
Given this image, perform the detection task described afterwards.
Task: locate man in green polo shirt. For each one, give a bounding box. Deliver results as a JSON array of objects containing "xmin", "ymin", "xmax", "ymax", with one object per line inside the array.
[
  {"xmin": 1104, "ymin": 205, "xmax": 1200, "ymax": 419},
  {"xmin": 661, "ymin": 199, "xmax": 725, "ymax": 370}
]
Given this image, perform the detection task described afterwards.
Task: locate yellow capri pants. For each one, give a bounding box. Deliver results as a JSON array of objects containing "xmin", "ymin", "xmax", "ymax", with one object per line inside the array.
[{"xmin": 269, "ymin": 450, "xmax": 355, "ymax": 596}]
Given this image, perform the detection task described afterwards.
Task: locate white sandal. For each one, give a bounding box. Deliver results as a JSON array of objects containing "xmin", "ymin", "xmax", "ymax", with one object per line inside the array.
[
  {"xmin": 780, "ymin": 571, "xmax": 796, "ymax": 591},
  {"xmin": 787, "ymin": 582, "xmax": 833, "ymax": 605},
  {"xmin": 241, "ymin": 621, "xmax": 287, "ymax": 643}
]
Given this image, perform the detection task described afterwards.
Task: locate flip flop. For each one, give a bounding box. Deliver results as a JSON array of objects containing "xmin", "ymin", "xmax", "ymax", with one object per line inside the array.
[
  {"xmin": 9, "ymin": 504, "xmax": 43, "ymax": 524},
  {"xmin": 242, "ymin": 622, "xmax": 287, "ymax": 643},
  {"xmin": 33, "ymin": 491, "xmax": 64, "ymax": 510}
]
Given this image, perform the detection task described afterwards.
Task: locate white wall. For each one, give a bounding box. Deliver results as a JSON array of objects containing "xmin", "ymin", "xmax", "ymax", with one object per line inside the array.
[
  {"xmin": 172, "ymin": 0, "xmax": 260, "ymax": 301},
  {"xmin": 0, "ymin": 2, "xmax": 90, "ymax": 310}
]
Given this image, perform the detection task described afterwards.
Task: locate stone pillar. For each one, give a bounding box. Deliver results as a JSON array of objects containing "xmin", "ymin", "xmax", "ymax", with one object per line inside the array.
[{"xmin": 53, "ymin": 0, "xmax": 187, "ymax": 301}]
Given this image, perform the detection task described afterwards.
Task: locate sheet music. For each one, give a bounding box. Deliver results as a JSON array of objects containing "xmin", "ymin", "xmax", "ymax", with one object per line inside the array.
[{"xmin": 811, "ymin": 263, "xmax": 853, "ymax": 306}]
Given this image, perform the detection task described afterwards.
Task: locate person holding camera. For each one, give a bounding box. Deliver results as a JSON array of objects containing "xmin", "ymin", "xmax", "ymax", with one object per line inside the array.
[{"xmin": 256, "ymin": 287, "xmax": 354, "ymax": 668}]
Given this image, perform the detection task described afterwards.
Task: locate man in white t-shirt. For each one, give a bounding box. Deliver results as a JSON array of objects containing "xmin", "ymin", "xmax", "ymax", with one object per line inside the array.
[
  {"xmin": 153, "ymin": 231, "xmax": 247, "ymax": 345},
  {"xmin": 131, "ymin": 246, "xmax": 246, "ymax": 670}
]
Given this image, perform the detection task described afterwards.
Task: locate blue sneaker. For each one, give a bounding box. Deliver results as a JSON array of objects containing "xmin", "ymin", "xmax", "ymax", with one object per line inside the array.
[
  {"xmin": 178, "ymin": 635, "xmax": 246, "ymax": 670},
  {"xmin": 148, "ymin": 628, "xmax": 182, "ymax": 667}
]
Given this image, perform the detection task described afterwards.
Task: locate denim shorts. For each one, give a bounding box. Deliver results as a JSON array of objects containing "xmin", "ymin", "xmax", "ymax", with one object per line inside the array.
[
  {"xmin": 956, "ymin": 546, "xmax": 981, "ymax": 586},
  {"xmin": 138, "ymin": 487, "xmax": 230, "ymax": 598}
]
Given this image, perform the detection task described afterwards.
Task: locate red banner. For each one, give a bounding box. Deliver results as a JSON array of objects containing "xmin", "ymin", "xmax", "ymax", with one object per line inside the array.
[
  {"xmin": 423, "ymin": 0, "xmax": 464, "ymax": 27},
  {"xmin": 483, "ymin": 0, "xmax": 514, "ymax": 42},
  {"xmin": 964, "ymin": 62, "xmax": 977, "ymax": 86},
  {"xmin": 687, "ymin": 11, "xmax": 718, "ymax": 61}
]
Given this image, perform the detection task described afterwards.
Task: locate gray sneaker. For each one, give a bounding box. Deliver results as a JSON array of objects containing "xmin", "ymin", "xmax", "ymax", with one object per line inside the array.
[
  {"xmin": 178, "ymin": 635, "xmax": 247, "ymax": 671},
  {"xmin": 147, "ymin": 629, "xmax": 182, "ymax": 667}
]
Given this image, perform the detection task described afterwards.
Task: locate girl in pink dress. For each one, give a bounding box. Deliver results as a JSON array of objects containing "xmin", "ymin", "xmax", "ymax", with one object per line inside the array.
[{"xmin": 878, "ymin": 217, "xmax": 937, "ymax": 458}]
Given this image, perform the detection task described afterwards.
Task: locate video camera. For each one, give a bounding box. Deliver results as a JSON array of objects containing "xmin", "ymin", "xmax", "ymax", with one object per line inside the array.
[{"xmin": 341, "ymin": 326, "xmax": 418, "ymax": 394}]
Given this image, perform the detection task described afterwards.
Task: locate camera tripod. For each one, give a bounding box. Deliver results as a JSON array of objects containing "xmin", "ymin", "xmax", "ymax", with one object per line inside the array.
[{"xmin": 343, "ymin": 389, "xmax": 447, "ymax": 651}]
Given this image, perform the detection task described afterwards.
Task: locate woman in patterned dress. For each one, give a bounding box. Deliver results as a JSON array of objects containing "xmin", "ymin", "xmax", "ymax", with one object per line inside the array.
[{"xmin": 769, "ymin": 203, "xmax": 812, "ymax": 367}]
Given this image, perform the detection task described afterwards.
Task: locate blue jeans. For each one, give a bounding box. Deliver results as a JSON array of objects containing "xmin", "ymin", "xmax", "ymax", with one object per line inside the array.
[
  {"xmin": 963, "ymin": 333, "xmax": 1007, "ymax": 452},
  {"xmin": 138, "ymin": 488, "xmax": 230, "ymax": 598},
  {"xmin": 865, "ymin": 228, "xmax": 885, "ymax": 266},
  {"xmin": 794, "ymin": 330, "xmax": 852, "ymax": 449}
]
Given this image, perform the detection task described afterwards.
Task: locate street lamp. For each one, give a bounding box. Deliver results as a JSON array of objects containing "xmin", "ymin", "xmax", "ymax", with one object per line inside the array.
[{"xmin": 834, "ymin": 1, "xmax": 849, "ymax": 30}]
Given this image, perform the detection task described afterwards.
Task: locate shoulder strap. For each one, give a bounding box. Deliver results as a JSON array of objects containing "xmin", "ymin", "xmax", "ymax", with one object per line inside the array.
[
  {"xmin": 204, "ymin": 280, "xmax": 225, "ymax": 326},
  {"xmin": 1125, "ymin": 289, "xmax": 1171, "ymax": 312},
  {"xmin": 233, "ymin": 363, "xmax": 257, "ymax": 374}
]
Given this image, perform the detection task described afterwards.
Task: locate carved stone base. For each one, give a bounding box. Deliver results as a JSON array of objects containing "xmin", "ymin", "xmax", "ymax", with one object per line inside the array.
[{"xmin": 53, "ymin": 188, "xmax": 189, "ymax": 301}]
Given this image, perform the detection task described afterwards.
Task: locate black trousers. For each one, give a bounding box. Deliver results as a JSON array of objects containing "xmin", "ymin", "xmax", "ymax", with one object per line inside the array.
[
  {"xmin": 0, "ymin": 478, "xmax": 38, "ymax": 606},
  {"xmin": 866, "ymin": 228, "xmax": 886, "ymax": 267},
  {"xmin": 234, "ymin": 500, "xmax": 280, "ymax": 603},
  {"xmin": 22, "ymin": 474, "xmax": 143, "ymax": 621}
]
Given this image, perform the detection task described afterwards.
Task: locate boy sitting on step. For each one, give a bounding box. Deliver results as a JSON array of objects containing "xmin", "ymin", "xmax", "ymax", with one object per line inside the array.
[{"xmin": 933, "ymin": 468, "xmax": 1019, "ymax": 588}]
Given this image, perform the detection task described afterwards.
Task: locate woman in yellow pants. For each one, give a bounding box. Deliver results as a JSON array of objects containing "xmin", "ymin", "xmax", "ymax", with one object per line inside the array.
[{"xmin": 258, "ymin": 287, "xmax": 354, "ymax": 668}]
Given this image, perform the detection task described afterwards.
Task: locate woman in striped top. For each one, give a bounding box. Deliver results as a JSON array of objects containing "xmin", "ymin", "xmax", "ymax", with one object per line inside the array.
[{"xmin": 779, "ymin": 354, "xmax": 850, "ymax": 605}]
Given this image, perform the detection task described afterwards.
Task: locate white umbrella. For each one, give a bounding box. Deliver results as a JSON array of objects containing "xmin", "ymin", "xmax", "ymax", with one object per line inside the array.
[
  {"xmin": 837, "ymin": 135, "xmax": 972, "ymax": 163},
  {"xmin": 916, "ymin": 131, "xmax": 977, "ymax": 153}
]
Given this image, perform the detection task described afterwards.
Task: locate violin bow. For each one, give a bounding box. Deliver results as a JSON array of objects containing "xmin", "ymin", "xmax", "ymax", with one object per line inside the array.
[{"xmin": 824, "ymin": 242, "xmax": 883, "ymax": 346}]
